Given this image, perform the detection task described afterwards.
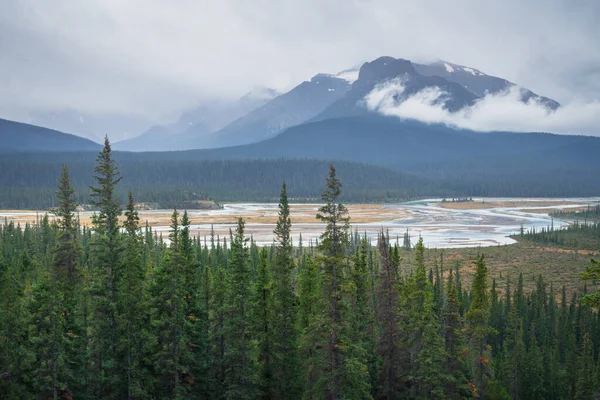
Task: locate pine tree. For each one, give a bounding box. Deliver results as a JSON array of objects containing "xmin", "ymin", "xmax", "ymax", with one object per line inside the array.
[
  {"xmin": 26, "ymin": 268, "xmax": 64, "ymax": 399},
  {"xmin": 179, "ymin": 210, "xmax": 209, "ymax": 397},
  {"xmin": 88, "ymin": 136, "xmax": 124, "ymax": 397},
  {"xmin": 316, "ymin": 164, "xmax": 371, "ymax": 399},
  {"xmin": 351, "ymin": 236, "xmax": 377, "ymax": 394},
  {"xmin": 399, "ymin": 237, "xmax": 448, "ymax": 398},
  {"xmin": 574, "ymin": 332, "xmax": 595, "ymax": 400},
  {"xmin": 224, "ymin": 218, "xmax": 256, "ymax": 399},
  {"xmin": 271, "ymin": 182, "xmax": 301, "ymax": 398},
  {"xmin": 54, "ymin": 165, "xmax": 80, "ymax": 281},
  {"xmin": 253, "ymin": 248, "xmax": 275, "ymax": 399},
  {"xmin": 376, "ymin": 232, "xmax": 402, "ymax": 399},
  {"xmin": 53, "ymin": 165, "xmax": 85, "ymax": 398},
  {"xmin": 443, "ymin": 269, "xmax": 470, "ymax": 399},
  {"xmin": 118, "ymin": 192, "xmax": 148, "ymax": 399},
  {"xmin": 466, "ymin": 255, "xmax": 492, "ymax": 399},
  {"xmin": 149, "ymin": 209, "xmax": 188, "ymax": 398},
  {"xmin": 297, "ymin": 254, "xmax": 326, "ymax": 399},
  {"xmin": 209, "ymin": 263, "xmax": 229, "ymax": 397}
]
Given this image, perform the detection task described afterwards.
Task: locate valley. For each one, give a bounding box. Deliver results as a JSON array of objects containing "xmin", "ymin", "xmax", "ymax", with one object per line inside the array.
[
  {"xmin": 3, "ymin": 197, "xmax": 597, "ymax": 248},
  {"xmin": 2, "ymin": 4, "xmax": 600, "ymax": 398}
]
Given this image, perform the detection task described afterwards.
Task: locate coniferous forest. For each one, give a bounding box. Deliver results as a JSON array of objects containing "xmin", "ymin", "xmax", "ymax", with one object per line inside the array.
[{"xmin": 1, "ymin": 139, "xmax": 600, "ymax": 400}]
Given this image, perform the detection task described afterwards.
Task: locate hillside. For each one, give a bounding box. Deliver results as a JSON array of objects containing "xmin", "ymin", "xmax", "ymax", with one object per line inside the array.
[
  {"xmin": 0, "ymin": 156, "xmax": 437, "ymax": 209},
  {"xmin": 119, "ymin": 115, "xmax": 600, "ymax": 197},
  {"xmin": 0, "ymin": 118, "xmax": 101, "ymax": 152}
]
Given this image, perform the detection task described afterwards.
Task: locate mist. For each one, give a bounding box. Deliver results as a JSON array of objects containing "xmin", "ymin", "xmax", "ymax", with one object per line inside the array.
[{"xmin": 364, "ymin": 79, "xmax": 600, "ymax": 137}]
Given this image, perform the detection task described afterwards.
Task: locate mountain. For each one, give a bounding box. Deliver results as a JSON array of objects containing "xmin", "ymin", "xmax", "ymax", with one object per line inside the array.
[
  {"xmin": 313, "ymin": 57, "xmax": 480, "ymax": 122},
  {"xmin": 175, "ymin": 74, "xmax": 353, "ymax": 149},
  {"xmin": 413, "ymin": 60, "xmax": 560, "ymax": 109},
  {"xmin": 120, "ymin": 56, "xmax": 562, "ymax": 152},
  {"xmin": 114, "ymin": 87, "xmax": 280, "ymax": 151},
  {"xmin": 139, "ymin": 115, "xmax": 600, "ymax": 196},
  {"xmin": 0, "ymin": 118, "xmax": 101, "ymax": 152}
]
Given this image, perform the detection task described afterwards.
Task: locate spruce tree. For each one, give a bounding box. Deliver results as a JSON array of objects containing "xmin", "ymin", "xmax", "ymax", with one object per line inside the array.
[
  {"xmin": 88, "ymin": 136, "xmax": 124, "ymax": 397},
  {"xmin": 466, "ymin": 255, "xmax": 492, "ymax": 399},
  {"xmin": 271, "ymin": 182, "xmax": 301, "ymax": 398},
  {"xmin": 399, "ymin": 237, "xmax": 448, "ymax": 398},
  {"xmin": 253, "ymin": 248, "xmax": 274, "ymax": 399},
  {"xmin": 224, "ymin": 218, "xmax": 255, "ymax": 399},
  {"xmin": 149, "ymin": 208, "xmax": 188, "ymax": 398},
  {"xmin": 53, "ymin": 164, "xmax": 85, "ymax": 397},
  {"xmin": 574, "ymin": 332, "xmax": 595, "ymax": 400},
  {"xmin": 316, "ymin": 164, "xmax": 371, "ymax": 399},
  {"xmin": 443, "ymin": 269, "xmax": 470, "ymax": 399},
  {"xmin": 376, "ymin": 232, "xmax": 402, "ymax": 399},
  {"xmin": 297, "ymin": 254, "xmax": 326, "ymax": 398},
  {"xmin": 118, "ymin": 192, "xmax": 148, "ymax": 399}
]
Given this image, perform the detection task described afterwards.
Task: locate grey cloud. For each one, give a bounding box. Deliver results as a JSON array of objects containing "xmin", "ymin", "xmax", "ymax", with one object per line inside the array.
[{"xmin": 0, "ymin": 0, "xmax": 599, "ymax": 127}]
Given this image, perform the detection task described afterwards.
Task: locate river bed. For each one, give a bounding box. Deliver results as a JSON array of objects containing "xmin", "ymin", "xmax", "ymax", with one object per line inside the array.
[{"xmin": 2, "ymin": 197, "xmax": 598, "ymax": 248}]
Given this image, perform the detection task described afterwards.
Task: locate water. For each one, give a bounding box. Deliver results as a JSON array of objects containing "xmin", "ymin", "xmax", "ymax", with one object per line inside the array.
[
  {"xmin": 2, "ymin": 197, "xmax": 598, "ymax": 249},
  {"xmin": 151, "ymin": 197, "xmax": 599, "ymax": 248}
]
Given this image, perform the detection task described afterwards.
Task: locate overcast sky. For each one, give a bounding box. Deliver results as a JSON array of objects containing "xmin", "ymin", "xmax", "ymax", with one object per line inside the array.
[{"xmin": 1, "ymin": 0, "xmax": 599, "ymax": 123}]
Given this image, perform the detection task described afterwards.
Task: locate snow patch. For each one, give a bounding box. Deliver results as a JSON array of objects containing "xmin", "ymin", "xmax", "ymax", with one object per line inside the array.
[
  {"xmin": 462, "ymin": 66, "xmax": 485, "ymax": 76},
  {"xmin": 328, "ymin": 88, "xmax": 335, "ymax": 92},
  {"xmin": 444, "ymin": 63, "xmax": 455, "ymax": 73}
]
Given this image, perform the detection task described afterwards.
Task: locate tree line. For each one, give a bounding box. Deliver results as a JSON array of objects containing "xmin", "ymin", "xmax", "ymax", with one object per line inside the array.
[
  {"xmin": 1, "ymin": 138, "xmax": 599, "ymax": 399},
  {"xmin": 517, "ymin": 221, "xmax": 600, "ymax": 250},
  {"xmin": 0, "ymin": 153, "xmax": 440, "ymax": 209}
]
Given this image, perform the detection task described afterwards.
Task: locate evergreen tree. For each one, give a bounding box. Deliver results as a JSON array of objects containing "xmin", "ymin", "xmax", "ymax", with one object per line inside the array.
[
  {"xmin": 574, "ymin": 332, "xmax": 595, "ymax": 400},
  {"xmin": 376, "ymin": 232, "xmax": 402, "ymax": 399},
  {"xmin": 443, "ymin": 269, "xmax": 470, "ymax": 399},
  {"xmin": 224, "ymin": 218, "xmax": 256, "ymax": 399},
  {"xmin": 88, "ymin": 136, "xmax": 124, "ymax": 397},
  {"xmin": 466, "ymin": 255, "xmax": 492, "ymax": 399},
  {"xmin": 118, "ymin": 192, "xmax": 148, "ymax": 399},
  {"xmin": 253, "ymin": 248, "xmax": 274, "ymax": 399},
  {"xmin": 271, "ymin": 182, "xmax": 301, "ymax": 398},
  {"xmin": 149, "ymin": 209, "xmax": 188, "ymax": 398},
  {"xmin": 351, "ymin": 236, "xmax": 377, "ymax": 394},
  {"xmin": 316, "ymin": 164, "xmax": 371, "ymax": 399},
  {"xmin": 297, "ymin": 254, "xmax": 326, "ymax": 399},
  {"xmin": 53, "ymin": 165, "xmax": 85, "ymax": 398},
  {"xmin": 399, "ymin": 237, "xmax": 448, "ymax": 398}
]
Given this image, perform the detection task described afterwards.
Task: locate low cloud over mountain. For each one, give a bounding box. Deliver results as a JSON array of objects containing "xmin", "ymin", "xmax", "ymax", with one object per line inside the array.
[{"xmin": 365, "ymin": 79, "xmax": 600, "ymax": 137}]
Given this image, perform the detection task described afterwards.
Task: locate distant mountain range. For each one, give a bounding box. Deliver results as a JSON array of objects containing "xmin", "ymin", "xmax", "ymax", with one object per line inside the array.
[
  {"xmin": 114, "ymin": 87, "xmax": 281, "ymax": 151},
  {"xmin": 0, "ymin": 55, "xmax": 574, "ymax": 155},
  {"xmin": 115, "ymin": 56, "xmax": 563, "ymax": 151}
]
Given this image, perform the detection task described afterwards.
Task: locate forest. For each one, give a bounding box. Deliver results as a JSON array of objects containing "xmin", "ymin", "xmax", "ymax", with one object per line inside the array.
[
  {"xmin": 2, "ymin": 133, "xmax": 600, "ymax": 210},
  {"xmin": 1, "ymin": 139, "xmax": 599, "ymax": 399},
  {"xmin": 551, "ymin": 204, "xmax": 600, "ymax": 223},
  {"xmin": 0, "ymin": 154, "xmax": 440, "ymax": 209}
]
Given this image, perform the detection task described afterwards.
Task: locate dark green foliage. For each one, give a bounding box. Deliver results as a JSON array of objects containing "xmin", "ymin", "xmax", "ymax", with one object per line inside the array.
[
  {"xmin": 271, "ymin": 182, "xmax": 301, "ymax": 398},
  {"xmin": 224, "ymin": 218, "xmax": 256, "ymax": 399},
  {"xmin": 316, "ymin": 164, "xmax": 372, "ymax": 399},
  {"xmin": 0, "ymin": 156, "xmax": 439, "ymax": 209},
  {"xmin": 552, "ymin": 203, "xmax": 600, "ymax": 222},
  {"xmin": 1, "ymin": 163, "xmax": 600, "ymax": 400},
  {"xmin": 517, "ymin": 221, "xmax": 600, "ymax": 250},
  {"xmin": 88, "ymin": 137, "xmax": 124, "ymax": 398},
  {"xmin": 466, "ymin": 255, "xmax": 492, "ymax": 399}
]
